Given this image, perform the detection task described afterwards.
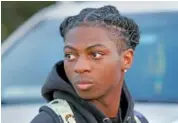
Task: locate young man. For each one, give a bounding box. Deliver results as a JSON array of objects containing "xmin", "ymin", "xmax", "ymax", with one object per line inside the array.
[{"xmin": 31, "ymin": 5, "xmax": 148, "ymax": 123}]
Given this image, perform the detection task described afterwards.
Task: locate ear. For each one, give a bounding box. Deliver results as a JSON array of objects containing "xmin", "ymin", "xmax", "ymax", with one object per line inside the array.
[{"xmin": 121, "ymin": 49, "xmax": 134, "ymax": 72}]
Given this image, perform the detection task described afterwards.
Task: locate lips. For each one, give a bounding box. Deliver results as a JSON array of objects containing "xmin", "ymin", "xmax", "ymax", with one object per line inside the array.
[{"xmin": 75, "ymin": 80, "xmax": 94, "ymax": 90}]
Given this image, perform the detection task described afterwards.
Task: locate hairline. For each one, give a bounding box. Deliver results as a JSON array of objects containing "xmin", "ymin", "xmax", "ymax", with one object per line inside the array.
[{"xmin": 63, "ymin": 21, "xmax": 130, "ymax": 54}]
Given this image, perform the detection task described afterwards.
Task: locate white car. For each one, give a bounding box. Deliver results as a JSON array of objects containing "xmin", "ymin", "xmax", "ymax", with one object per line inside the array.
[{"xmin": 2, "ymin": 2, "xmax": 178, "ymax": 123}]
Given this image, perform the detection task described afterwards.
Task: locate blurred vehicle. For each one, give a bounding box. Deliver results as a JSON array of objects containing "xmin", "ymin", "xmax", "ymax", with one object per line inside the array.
[{"xmin": 1, "ymin": 1, "xmax": 178, "ymax": 123}]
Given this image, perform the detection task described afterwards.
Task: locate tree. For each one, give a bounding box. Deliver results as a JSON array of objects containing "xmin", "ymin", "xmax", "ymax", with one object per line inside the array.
[{"xmin": 1, "ymin": 1, "xmax": 55, "ymax": 42}]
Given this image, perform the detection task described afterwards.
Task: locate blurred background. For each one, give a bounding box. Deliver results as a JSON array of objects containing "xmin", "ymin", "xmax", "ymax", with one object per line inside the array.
[
  {"xmin": 1, "ymin": 1, "xmax": 55, "ymax": 42},
  {"xmin": 1, "ymin": 1, "xmax": 178, "ymax": 123}
]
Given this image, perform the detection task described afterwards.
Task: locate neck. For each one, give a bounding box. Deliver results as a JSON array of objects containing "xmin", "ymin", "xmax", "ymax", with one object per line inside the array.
[{"xmin": 91, "ymin": 80, "xmax": 124, "ymax": 118}]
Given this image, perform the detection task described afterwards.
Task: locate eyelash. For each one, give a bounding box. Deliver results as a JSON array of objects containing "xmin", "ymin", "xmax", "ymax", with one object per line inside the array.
[
  {"xmin": 90, "ymin": 52, "xmax": 104, "ymax": 59},
  {"xmin": 64, "ymin": 53, "xmax": 76, "ymax": 61},
  {"xmin": 64, "ymin": 51, "xmax": 104, "ymax": 61}
]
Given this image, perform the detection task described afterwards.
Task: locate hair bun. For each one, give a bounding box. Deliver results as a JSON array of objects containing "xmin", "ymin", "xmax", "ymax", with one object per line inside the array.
[
  {"xmin": 79, "ymin": 8, "xmax": 96, "ymax": 15},
  {"xmin": 100, "ymin": 5, "xmax": 120, "ymax": 15}
]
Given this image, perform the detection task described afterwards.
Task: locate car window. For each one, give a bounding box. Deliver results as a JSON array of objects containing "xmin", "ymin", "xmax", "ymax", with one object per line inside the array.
[
  {"xmin": 2, "ymin": 12, "xmax": 178, "ymax": 103},
  {"xmin": 126, "ymin": 12, "xmax": 178, "ymax": 102},
  {"xmin": 2, "ymin": 20, "xmax": 64, "ymax": 101}
]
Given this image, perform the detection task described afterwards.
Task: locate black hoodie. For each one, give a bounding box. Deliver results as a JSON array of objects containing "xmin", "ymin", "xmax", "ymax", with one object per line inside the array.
[{"xmin": 31, "ymin": 61, "xmax": 148, "ymax": 123}]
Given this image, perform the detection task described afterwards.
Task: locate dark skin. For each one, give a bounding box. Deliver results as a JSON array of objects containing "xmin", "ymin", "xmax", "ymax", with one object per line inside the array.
[{"xmin": 64, "ymin": 26, "xmax": 134, "ymax": 118}]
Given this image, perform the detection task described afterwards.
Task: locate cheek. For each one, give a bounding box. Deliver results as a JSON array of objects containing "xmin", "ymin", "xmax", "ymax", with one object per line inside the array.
[
  {"xmin": 95, "ymin": 60, "xmax": 122, "ymax": 86},
  {"xmin": 64, "ymin": 62, "xmax": 74, "ymax": 80}
]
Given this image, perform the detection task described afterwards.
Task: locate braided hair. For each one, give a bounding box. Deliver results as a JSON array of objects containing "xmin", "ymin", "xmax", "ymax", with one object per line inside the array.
[{"xmin": 59, "ymin": 5, "xmax": 140, "ymax": 52}]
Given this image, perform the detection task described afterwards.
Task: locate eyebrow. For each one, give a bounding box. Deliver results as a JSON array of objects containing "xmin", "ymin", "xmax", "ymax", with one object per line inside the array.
[{"xmin": 64, "ymin": 44, "xmax": 107, "ymax": 51}]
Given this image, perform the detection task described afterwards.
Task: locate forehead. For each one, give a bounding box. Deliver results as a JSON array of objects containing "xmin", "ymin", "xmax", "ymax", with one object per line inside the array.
[{"xmin": 64, "ymin": 26, "xmax": 117, "ymax": 49}]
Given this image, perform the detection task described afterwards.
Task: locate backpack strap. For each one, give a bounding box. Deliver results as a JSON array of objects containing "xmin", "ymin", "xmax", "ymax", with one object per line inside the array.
[
  {"xmin": 134, "ymin": 111, "xmax": 149, "ymax": 123},
  {"xmin": 134, "ymin": 115, "xmax": 142, "ymax": 123},
  {"xmin": 45, "ymin": 99, "xmax": 76, "ymax": 123}
]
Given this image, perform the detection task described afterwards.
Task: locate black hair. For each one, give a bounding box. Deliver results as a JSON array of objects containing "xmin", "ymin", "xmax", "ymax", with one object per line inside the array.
[{"xmin": 59, "ymin": 5, "xmax": 140, "ymax": 51}]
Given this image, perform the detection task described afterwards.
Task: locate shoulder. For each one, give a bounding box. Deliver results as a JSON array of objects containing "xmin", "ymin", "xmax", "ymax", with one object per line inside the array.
[
  {"xmin": 134, "ymin": 110, "xmax": 149, "ymax": 123},
  {"xmin": 31, "ymin": 99, "xmax": 76, "ymax": 123},
  {"xmin": 30, "ymin": 106, "xmax": 63, "ymax": 123}
]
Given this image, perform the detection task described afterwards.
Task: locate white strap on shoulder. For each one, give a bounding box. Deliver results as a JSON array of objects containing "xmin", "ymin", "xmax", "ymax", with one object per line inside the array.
[
  {"xmin": 134, "ymin": 115, "xmax": 142, "ymax": 123},
  {"xmin": 46, "ymin": 99, "xmax": 76, "ymax": 123}
]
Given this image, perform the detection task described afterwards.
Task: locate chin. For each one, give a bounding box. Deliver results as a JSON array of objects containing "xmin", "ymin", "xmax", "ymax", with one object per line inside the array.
[{"xmin": 76, "ymin": 91, "xmax": 103, "ymax": 100}]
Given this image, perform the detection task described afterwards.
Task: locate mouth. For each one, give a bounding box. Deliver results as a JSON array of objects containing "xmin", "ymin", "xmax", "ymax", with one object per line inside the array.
[{"xmin": 75, "ymin": 81, "xmax": 94, "ymax": 91}]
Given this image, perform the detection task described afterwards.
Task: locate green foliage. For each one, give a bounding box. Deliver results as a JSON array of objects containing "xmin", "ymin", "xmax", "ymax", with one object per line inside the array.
[{"xmin": 1, "ymin": 1, "xmax": 55, "ymax": 42}]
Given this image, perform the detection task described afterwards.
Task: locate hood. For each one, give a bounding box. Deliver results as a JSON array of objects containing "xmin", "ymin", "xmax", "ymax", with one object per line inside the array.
[
  {"xmin": 42, "ymin": 61, "xmax": 78, "ymax": 101},
  {"xmin": 42, "ymin": 61, "xmax": 135, "ymax": 122}
]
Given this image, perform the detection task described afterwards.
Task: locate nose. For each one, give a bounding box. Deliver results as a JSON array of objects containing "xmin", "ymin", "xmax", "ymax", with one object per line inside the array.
[{"xmin": 74, "ymin": 57, "xmax": 91, "ymax": 73}]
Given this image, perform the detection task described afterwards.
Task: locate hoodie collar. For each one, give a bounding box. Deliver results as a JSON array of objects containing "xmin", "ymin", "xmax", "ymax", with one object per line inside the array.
[{"xmin": 42, "ymin": 61, "xmax": 134, "ymax": 122}]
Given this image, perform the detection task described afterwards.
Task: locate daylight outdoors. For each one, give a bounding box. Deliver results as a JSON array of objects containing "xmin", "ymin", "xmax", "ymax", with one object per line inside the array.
[{"xmin": 1, "ymin": 1, "xmax": 178, "ymax": 123}]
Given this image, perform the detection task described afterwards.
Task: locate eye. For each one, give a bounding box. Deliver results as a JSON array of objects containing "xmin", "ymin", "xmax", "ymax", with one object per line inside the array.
[
  {"xmin": 91, "ymin": 52, "xmax": 103, "ymax": 59},
  {"xmin": 65, "ymin": 53, "xmax": 76, "ymax": 61}
]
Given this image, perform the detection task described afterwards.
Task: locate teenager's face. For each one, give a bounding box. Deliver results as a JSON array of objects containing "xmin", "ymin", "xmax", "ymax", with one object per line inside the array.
[{"xmin": 64, "ymin": 26, "xmax": 133, "ymax": 100}]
